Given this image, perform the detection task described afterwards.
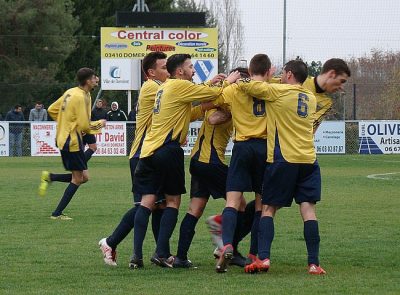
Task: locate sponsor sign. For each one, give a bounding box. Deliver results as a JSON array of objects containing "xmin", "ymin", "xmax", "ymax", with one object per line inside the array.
[
  {"xmin": 182, "ymin": 121, "xmax": 233, "ymax": 156},
  {"xmin": 359, "ymin": 121, "xmax": 400, "ymax": 154},
  {"xmin": 0, "ymin": 122, "xmax": 9, "ymax": 156},
  {"xmin": 101, "ymin": 27, "xmax": 218, "ymax": 58},
  {"xmin": 31, "ymin": 122, "xmax": 60, "ymax": 156},
  {"xmin": 314, "ymin": 121, "xmax": 346, "ymax": 154},
  {"xmin": 92, "ymin": 122, "xmax": 127, "ymax": 156},
  {"xmin": 101, "ymin": 27, "xmax": 218, "ymax": 86}
]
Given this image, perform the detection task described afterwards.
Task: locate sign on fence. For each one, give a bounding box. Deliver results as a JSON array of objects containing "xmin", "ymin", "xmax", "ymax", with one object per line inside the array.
[
  {"xmin": 359, "ymin": 121, "xmax": 400, "ymax": 154},
  {"xmin": 0, "ymin": 122, "xmax": 9, "ymax": 156},
  {"xmin": 92, "ymin": 122, "xmax": 127, "ymax": 156},
  {"xmin": 31, "ymin": 122, "xmax": 60, "ymax": 156},
  {"xmin": 314, "ymin": 121, "xmax": 346, "ymax": 154}
]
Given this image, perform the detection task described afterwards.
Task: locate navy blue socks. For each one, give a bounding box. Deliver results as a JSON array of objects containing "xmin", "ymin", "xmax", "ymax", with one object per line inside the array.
[
  {"xmin": 106, "ymin": 206, "xmax": 137, "ymax": 250},
  {"xmin": 151, "ymin": 208, "xmax": 163, "ymax": 243},
  {"xmin": 221, "ymin": 207, "xmax": 238, "ymax": 246},
  {"xmin": 156, "ymin": 207, "xmax": 179, "ymax": 258},
  {"xmin": 176, "ymin": 213, "xmax": 199, "ymax": 260},
  {"xmin": 52, "ymin": 183, "xmax": 79, "ymax": 216},
  {"xmin": 258, "ymin": 216, "xmax": 274, "ymax": 260},
  {"xmin": 249, "ymin": 211, "xmax": 261, "ymax": 255},
  {"xmin": 304, "ymin": 220, "xmax": 320, "ymax": 265},
  {"xmin": 50, "ymin": 173, "xmax": 72, "ymax": 183},
  {"xmin": 133, "ymin": 206, "xmax": 151, "ymax": 259}
]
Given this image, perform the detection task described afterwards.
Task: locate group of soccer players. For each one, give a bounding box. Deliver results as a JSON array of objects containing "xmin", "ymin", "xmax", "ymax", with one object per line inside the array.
[{"xmin": 40, "ymin": 50, "xmax": 350, "ymax": 275}]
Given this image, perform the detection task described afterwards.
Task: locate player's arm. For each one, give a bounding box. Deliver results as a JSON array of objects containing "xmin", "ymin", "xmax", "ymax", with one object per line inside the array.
[
  {"xmin": 208, "ymin": 108, "xmax": 232, "ymax": 125},
  {"xmin": 237, "ymin": 80, "xmax": 279, "ymax": 102},
  {"xmin": 47, "ymin": 96, "xmax": 64, "ymax": 121}
]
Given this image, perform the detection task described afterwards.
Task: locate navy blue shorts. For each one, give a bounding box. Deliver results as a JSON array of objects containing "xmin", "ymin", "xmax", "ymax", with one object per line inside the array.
[
  {"xmin": 61, "ymin": 150, "xmax": 87, "ymax": 171},
  {"xmin": 189, "ymin": 158, "xmax": 227, "ymax": 200},
  {"xmin": 226, "ymin": 139, "xmax": 267, "ymax": 194},
  {"xmin": 134, "ymin": 142, "xmax": 186, "ymax": 196},
  {"xmin": 262, "ymin": 161, "xmax": 321, "ymax": 207},
  {"xmin": 130, "ymin": 157, "xmax": 166, "ymax": 204},
  {"xmin": 82, "ymin": 134, "xmax": 96, "ymax": 145}
]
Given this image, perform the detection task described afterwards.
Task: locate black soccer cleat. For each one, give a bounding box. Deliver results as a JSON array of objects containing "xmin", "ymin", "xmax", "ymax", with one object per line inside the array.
[
  {"xmin": 230, "ymin": 251, "xmax": 246, "ymax": 267},
  {"xmin": 129, "ymin": 255, "xmax": 144, "ymax": 269},
  {"xmin": 173, "ymin": 256, "xmax": 193, "ymax": 268},
  {"xmin": 151, "ymin": 253, "xmax": 174, "ymax": 268}
]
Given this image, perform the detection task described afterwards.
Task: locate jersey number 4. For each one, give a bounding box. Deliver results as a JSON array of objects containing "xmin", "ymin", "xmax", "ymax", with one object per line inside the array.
[
  {"xmin": 252, "ymin": 98, "xmax": 266, "ymax": 117},
  {"xmin": 297, "ymin": 93, "xmax": 309, "ymax": 117},
  {"xmin": 153, "ymin": 90, "xmax": 163, "ymax": 114}
]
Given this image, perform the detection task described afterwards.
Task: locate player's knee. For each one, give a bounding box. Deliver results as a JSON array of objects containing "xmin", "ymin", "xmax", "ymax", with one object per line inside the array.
[
  {"xmin": 82, "ymin": 174, "xmax": 89, "ymax": 183},
  {"xmin": 188, "ymin": 205, "xmax": 204, "ymax": 218}
]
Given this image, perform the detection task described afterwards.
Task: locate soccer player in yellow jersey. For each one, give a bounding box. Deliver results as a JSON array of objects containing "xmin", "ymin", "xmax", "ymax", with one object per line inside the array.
[
  {"xmin": 46, "ymin": 68, "xmax": 105, "ymax": 220},
  {"xmin": 239, "ymin": 59, "xmax": 351, "ymax": 275},
  {"xmin": 173, "ymin": 68, "xmax": 250, "ymax": 268},
  {"xmin": 216, "ymin": 54, "xmax": 272, "ymax": 273},
  {"xmin": 98, "ymin": 52, "xmax": 169, "ymax": 266},
  {"xmin": 131, "ymin": 54, "xmax": 240, "ymax": 268}
]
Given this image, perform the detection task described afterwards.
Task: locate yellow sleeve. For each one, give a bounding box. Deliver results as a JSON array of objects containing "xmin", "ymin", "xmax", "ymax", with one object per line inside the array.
[
  {"xmin": 179, "ymin": 80, "xmax": 223, "ymax": 103},
  {"xmin": 47, "ymin": 96, "xmax": 63, "ymax": 121},
  {"xmin": 314, "ymin": 94, "xmax": 333, "ymax": 128},
  {"xmin": 190, "ymin": 105, "xmax": 205, "ymax": 122},
  {"xmin": 87, "ymin": 120, "xmax": 104, "ymax": 134},
  {"xmin": 237, "ymin": 80, "xmax": 279, "ymax": 102}
]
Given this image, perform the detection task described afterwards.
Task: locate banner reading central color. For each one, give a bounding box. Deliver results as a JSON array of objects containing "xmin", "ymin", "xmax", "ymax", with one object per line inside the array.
[{"xmin": 101, "ymin": 27, "xmax": 218, "ymax": 89}]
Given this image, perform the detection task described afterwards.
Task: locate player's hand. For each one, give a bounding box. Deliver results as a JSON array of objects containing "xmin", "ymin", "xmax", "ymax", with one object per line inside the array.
[
  {"xmin": 201, "ymin": 101, "xmax": 217, "ymax": 112},
  {"xmin": 99, "ymin": 119, "xmax": 106, "ymax": 127},
  {"xmin": 226, "ymin": 71, "xmax": 241, "ymax": 84},
  {"xmin": 210, "ymin": 73, "xmax": 227, "ymax": 84}
]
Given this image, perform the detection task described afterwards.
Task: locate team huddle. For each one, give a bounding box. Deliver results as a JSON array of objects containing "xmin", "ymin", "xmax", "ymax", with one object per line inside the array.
[{"xmin": 39, "ymin": 51, "xmax": 350, "ymax": 275}]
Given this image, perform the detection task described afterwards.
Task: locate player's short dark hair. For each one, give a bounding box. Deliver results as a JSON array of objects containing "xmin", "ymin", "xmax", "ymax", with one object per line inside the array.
[
  {"xmin": 230, "ymin": 67, "xmax": 250, "ymax": 79},
  {"xmin": 321, "ymin": 58, "xmax": 351, "ymax": 77},
  {"xmin": 284, "ymin": 60, "xmax": 308, "ymax": 84},
  {"xmin": 36, "ymin": 101, "xmax": 42, "ymax": 105},
  {"xmin": 14, "ymin": 104, "xmax": 22, "ymax": 109},
  {"xmin": 76, "ymin": 68, "xmax": 95, "ymax": 86},
  {"xmin": 166, "ymin": 54, "xmax": 192, "ymax": 76},
  {"xmin": 249, "ymin": 54, "xmax": 271, "ymax": 76},
  {"xmin": 142, "ymin": 52, "xmax": 168, "ymax": 76}
]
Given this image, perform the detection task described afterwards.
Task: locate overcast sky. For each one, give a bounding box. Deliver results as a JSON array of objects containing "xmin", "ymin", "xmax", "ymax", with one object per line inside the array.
[{"xmin": 208, "ymin": 0, "xmax": 400, "ymax": 65}]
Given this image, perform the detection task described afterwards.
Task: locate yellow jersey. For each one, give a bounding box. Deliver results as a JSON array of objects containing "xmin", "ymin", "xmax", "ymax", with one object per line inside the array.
[
  {"xmin": 191, "ymin": 109, "xmax": 233, "ymax": 165},
  {"xmin": 129, "ymin": 79, "xmax": 162, "ymax": 159},
  {"xmin": 221, "ymin": 83, "xmax": 268, "ymax": 141},
  {"xmin": 140, "ymin": 79, "xmax": 226, "ymax": 158},
  {"xmin": 302, "ymin": 77, "xmax": 332, "ymax": 129},
  {"xmin": 237, "ymin": 80, "xmax": 317, "ymax": 164},
  {"xmin": 48, "ymin": 87, "xmax": 103, "ymax": 152}
]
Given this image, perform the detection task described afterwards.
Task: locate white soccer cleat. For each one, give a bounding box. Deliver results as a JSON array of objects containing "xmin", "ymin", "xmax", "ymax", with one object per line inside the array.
[
  {"xmin": 98, "ymin": 238, "xmax": 117, "ymax": 266},
  {"xmin": 206, "ymin": 215, "xmax": 223, "ymax": 250}
]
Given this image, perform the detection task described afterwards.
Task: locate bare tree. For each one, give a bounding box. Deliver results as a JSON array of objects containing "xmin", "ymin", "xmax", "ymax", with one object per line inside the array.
[{"xmin": 175, "ymin": 0, "xmax": 244, "ymax": 73}]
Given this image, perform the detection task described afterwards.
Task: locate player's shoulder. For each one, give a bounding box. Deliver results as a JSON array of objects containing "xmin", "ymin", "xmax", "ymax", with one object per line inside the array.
[{"xmin": 67, "ymin": 87, "xmax": 85, "ymax": 99}]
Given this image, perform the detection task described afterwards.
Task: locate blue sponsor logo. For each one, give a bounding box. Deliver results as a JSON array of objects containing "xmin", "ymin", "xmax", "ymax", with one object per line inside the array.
[
  {"xmin": 195, "ymin": 48, "xmax": 216, "ymax": 52},
  {"xmin": 131, "ymin": 41, "xmax": 143, "ymax": 46},
  {"xmin": 194, "ymin": 60, "xmax": 214, "ymax": 82},
  {"xmin": 105, "ymin": 43, "xmax": 128, "ymax": 50},
  {"xmin": 110, "ymin": 66, "xmax": 121, "ymax": 79},
  {"xmin": 176, "ymin": 41, "xmax": 208, "ymax": 47}
]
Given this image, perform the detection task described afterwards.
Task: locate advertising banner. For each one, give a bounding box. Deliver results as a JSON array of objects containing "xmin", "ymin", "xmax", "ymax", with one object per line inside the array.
[
  {"xmin": 0, "ymin": 122, "xmax": 9, "ymax": 156},
  {"xmin": 31, "ymin": 122, "xmax": 60, "ymax": 156},
  {"xmin": 93, "ymin": 122, "xmax": 127, "ymax": 156},
  {"xmin": 101, "ymin": 27, "xmax": 218, "ymax": 88},
  {"xmin": 314, "ymin": 121, "xmax": 346, "ymax": 154},
  {"xmin": 359, "ymin": 121, "xmax": 400, "ymax": 154}
]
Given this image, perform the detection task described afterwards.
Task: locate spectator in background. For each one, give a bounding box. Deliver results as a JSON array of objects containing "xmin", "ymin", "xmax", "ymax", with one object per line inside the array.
[
  {"xmin": 128, "ymin": 104, "xmax": 137, "ymax": 121},
  {"xmin": 106, "ymin": 101, "xmax": 127, "ymax": 121},
  {"xmin": 91, "ymin": 98, "xmax": 108, "ymax": 120},
  {"xmin": 5, "ymin": 104, "xmax": 25, "ymax": 156},
  {"xmin": 29, "ymin": 101, "xmax": 47, "ymax": 121}
]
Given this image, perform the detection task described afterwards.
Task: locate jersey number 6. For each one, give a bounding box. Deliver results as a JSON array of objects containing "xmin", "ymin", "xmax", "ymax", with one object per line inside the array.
[{"xmin": 297, "ymin": 93, "xmax": 309, "ymax": 118}]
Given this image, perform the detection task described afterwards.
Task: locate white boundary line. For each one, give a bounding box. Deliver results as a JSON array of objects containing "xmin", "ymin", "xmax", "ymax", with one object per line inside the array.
[{"xmin": 367, "ymin": 172, "xmax": 400, "ymax": 180}]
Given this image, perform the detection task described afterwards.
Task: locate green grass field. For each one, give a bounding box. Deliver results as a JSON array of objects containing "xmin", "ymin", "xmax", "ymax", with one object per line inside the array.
[{"xmin": 1, "ymin": 155, "xmax": 399, "ymax": 294}]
